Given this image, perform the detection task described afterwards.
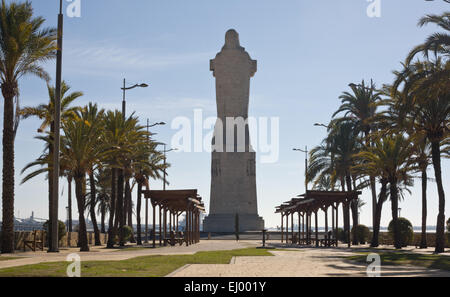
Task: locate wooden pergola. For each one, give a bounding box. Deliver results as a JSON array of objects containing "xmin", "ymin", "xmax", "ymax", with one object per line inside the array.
[
  {"xmin": 275, "ymin": 190, "xmax": 361, "ymax": 248},
  {"xmin": 143, "ymin": 189, "xmax": 205, "ymax": 248}
]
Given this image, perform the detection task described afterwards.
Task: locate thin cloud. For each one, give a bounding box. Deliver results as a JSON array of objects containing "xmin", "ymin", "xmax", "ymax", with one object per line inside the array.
[{"xmin": 64, "ymin": 40, "xmax": 215, "ymax": 76}]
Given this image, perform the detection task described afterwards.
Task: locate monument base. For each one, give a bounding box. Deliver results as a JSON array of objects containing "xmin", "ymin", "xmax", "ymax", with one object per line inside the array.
[{"xmin": 203, "ymin": 214, "xmax": 264, "ymax": 232}]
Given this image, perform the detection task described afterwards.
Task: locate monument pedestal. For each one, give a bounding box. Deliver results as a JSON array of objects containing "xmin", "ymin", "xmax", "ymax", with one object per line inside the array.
[{"xmin": 203, "ymin": 214, "xmax": 264, "ymax": 233}]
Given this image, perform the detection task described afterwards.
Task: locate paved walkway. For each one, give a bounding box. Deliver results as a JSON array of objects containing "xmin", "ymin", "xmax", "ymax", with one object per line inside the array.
[
  {"xmin": 170, "ymin": 244, "xmax": 450, "ymax": 277},
  {"xmin": 1, "ymin": 240, "xmax": 448, "ymax": 277},
  {"xmin": 0, "ymin": 240, "xmax": 258, "ymax": 270}
]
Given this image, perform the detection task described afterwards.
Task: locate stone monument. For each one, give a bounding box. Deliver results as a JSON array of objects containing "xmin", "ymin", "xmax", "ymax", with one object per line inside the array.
[{"xmin": 203, "ymin": 29, "xmax": 264, "ymax": 232}]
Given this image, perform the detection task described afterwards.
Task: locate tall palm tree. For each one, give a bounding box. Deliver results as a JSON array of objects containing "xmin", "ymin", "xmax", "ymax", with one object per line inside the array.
[
  {"xmin": 80, "ymin": 103, "xmax": 104, "ymax": 246},
  {"xmin": 332, "ymin": 80, "xmax": 385, "ymax": 241},
  {"xmin": 60, "ymin": 103, "xmax": 104, "ymax": 251},
  {"xmin": 0, "ymin": 0, "xmax": 56, "ymax": 253},
  {"xmin": 308, "ymin": 121, "xmax": 360, "ymax": 243},
  {"xmin": 101, "ymin": 110, "xmax": 143, "ymax": 247},
  {"xmin": 326, "ymin": 121, "xmax": 361, "ymax": 244},
  {"xmin": 406, "ymin": 11, "xmax": 450, "ymax": 64},
  {"xmin": 20, "ymin": 81, "xmax": 82, "ymax": 244},
  {"xmin": 393, "ymin": 58, "xmax": 450, "ymax": 253},
  {"xmin": 354, "ymin": 134, "xmax": 417, "ymax": 249},
  {"xmin": 133, "ymin": 140, "xmax": 166, "ymax": 245},
  {"xmin": 95, "ymin": 167, "xmax": 111, "ymax": 234}
]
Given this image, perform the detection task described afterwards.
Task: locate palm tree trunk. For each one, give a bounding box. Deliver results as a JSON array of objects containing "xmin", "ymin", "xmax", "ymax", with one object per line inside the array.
[
  {"xmin": 75, "ymin": 175, "xmax": 89, "ymax": 252},
  {"xmin": 420, "ymin": 168, "xmax": 427, "ymax": 248},
  {"xmin": 67, "ymin": 176, "xmax": 73, "ymax": 232},
  {"xmin": 346, "ymin": 174, "xmax": 358, "ymax": 245},
  {"xmin": 370, "ymin": 176, "xmax": 377, "ymax": 235},
  {"xmin": 117, "ymin": 169, "xmax": 125, "ymax": 246},
  {"xmin": 431, "ymin": 140, "xmax": 445, "ymax": 253},
  {"xmin": 100, "ymin": 201, "xmax": 106, "ymax": 234},
  {"xmin": 371, "ymin": 179, "xmax": 387, "ymax": 247},
  {"xmin": 107, "ymin": 168, "xmax": 117, "ymax": 248},
  {"xmin": 1, "ymin": 82, "xmax": 16, "ymax": 253},
  {"xmin": 136, "ymin": 181, "xmax": 143, "ymax": 245},
  {"xmin": 390, "ymin": 178, "xmax": 401, "ymax": 249},
  {"xmin": 89, "ymin": 171, "xmax": 101, "ymax": 246},
  {"xmin": 125, "ymin": 179, "xmax": 135, "ymax": 243}
]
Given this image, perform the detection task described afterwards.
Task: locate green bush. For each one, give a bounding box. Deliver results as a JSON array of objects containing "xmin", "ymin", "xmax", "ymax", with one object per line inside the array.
[
  {"xmin": 121, "ymin": 225, "xmax": 133, "ymax": 242},
  {"xmin": 388, "ymin": 217, "xmax": 414, "ymax": 247},
  {"xmin": 351, "ymin": 224, "xmax": 371, "ymax": 244},
  {"xmin": 43, "ymin": 220, "xmax": 67, "ymax": 243}
]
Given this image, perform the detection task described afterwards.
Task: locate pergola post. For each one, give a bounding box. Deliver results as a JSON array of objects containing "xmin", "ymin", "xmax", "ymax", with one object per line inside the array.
[
  {"xmin": 291, "ymin": 212, "xmax": 294, "ymax": 242},
  {"xmin": 281, "ymin": 213, "xmax": 284, "ymax": 243},
  {"xmin": 302, "ymin": 213, "xmax": 305, "ymax": 240},
  {"xmin": 152, "ymin": 201, "xmax": 156, "ymax": 248},
  {"xmin": 185, "ymin": 209, "xmax": 190, "ymax": 246},
  {"xmin": 145, "ymin": 197, "xmax": 149, "ymax": 243},
  {"xmin": 331, "ymin": 204, "xmax": 335, "ymax": 239},
  {"xmin": 285, "ymin": 212, "xmax": 289, "ymax": 244},
  {"xmin": 306, "ymin": 212, "xmax": 310, "ymax": 245},
  {"xmin": 335, "ymin": 203, "xmax": 339, "ymax": 247},
  {"xmin": 163, "ymin": 207, "xmax": 167, "ymax": 246},
  {"xmin": 159, "ymin": 204, "xmax": 162, "ymax": 246},
  {"xmin": 191, "ymin": 206, "xmax": 195, "ymax": 244},
  {"xmin": 168, "ymin": 210, "xmax": 172, "ymax": 234},
  {"xmin": 315, "ymin": 210, "xmax": 319, "ymax": 247},
  {"xmin": 196, "ymin": 210, "xmax": 200, "ymax": 243},
  {"xmin": 297, "ymin": 212, "xmax": 301, "ymax": 242}
]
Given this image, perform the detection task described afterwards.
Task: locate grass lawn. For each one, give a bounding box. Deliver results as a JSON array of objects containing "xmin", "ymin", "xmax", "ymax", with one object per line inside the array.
[
  {"xmin": 0, "ymin": 257, "xmax": 22, "ymax": 262},
  {"xmin": 0, "ymin": 248, "xmax": 274, "ymax": 277},
  {"xmin": 347, "ymin": 252, "xmax": 450, "ymax": 271}
]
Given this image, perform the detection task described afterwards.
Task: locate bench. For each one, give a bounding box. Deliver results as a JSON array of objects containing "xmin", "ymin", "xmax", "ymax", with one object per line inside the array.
[
  {"xmin": 164, "ymin": 231, "xmax": 185, "ymax": 246},
  {"xmin": 23, "ymin": 230, "xmax": 44, "ymax": 252}
]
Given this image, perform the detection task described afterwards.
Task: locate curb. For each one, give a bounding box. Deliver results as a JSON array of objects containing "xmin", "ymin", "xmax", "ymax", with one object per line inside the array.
[{"xmin": 166, "ymin": 264, "xmax": 192, "ymax": 277}]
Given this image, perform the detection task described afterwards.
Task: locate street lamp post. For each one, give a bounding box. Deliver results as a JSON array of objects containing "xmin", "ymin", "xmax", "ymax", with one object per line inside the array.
[
  {"xmin": 293, "ymin": 146, "xmax": 308, "ymax": 192},
  {"xmin": 120, "ymin": 79, "xmax": 149, "ymax": 119},
  {"xmin": 49, "ymin": 0, "xmax": 64, "ymax": 253},
  {"xmin": 162, "ymin": 144, "xmax": 178, "ymax": 191},
  {"xmin": 144, "ymin": 119, "xmax": 165, "ymax": 243}
]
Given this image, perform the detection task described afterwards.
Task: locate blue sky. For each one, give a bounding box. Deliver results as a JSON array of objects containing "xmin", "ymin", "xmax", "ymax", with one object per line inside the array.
[{"xmin": 1, "ymin": 0, "xmax": 449, "ymax": 229}]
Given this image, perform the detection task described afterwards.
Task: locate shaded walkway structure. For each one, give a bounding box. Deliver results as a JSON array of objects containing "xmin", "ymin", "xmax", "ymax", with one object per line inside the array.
[
  {"xmin": 275, "ymin": 190, "xmax": 361, "ymax": 248},
  {"xmin": 143, "ymin": 189, "xmax": 205, "ymax": 248}
]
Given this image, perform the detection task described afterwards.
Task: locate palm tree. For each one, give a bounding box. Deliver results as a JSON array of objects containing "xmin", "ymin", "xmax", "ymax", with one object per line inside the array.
[
  {"xmin": 307, "ymin": 121, "xmax": 360, "ymax": 243},
  {"xmin": 0, "ymin": 0, "xmax": 57, "ymax": 253},
  {"xmin": 80, "ymin": 104, "xmax": 104, "ymax": 246},
  {"xmin": 332, "ymin": 80, "xmax": 385, "ymax": 242},
  {"xmin": 353, "ymin": 134, "xmax": 417, "ymax": 249},
  {"xmin": 393, "ymin": 58, "xmax": 450, "ymax": 253},
  {"xmin": 406, "ymin": 11, "xmax": 450, "ymax": 64},
  {"xmin": 20, "ymin": 81, "xmax": 82, "ymax": 244},
  {"xmin": 133, "ymin": 140, "xmax": 166, "ymax": 245},
  {"xmin": 101, "ymin": 110, "xmax": 143, "ymax": 247},
  {"xmin": 60, "ymin": 103, "xmax": 104, "ymax": 251},
  {"xmin": 326, "ymin": 121, "xmax": 361, "ymax": 244},
  {"xmin": 416, "ymin": 139, "xmax": 432, "ymax": 248},
  {"xmin": 95, "ymin": 167, "xmax": 111, "ymax": 234}
]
